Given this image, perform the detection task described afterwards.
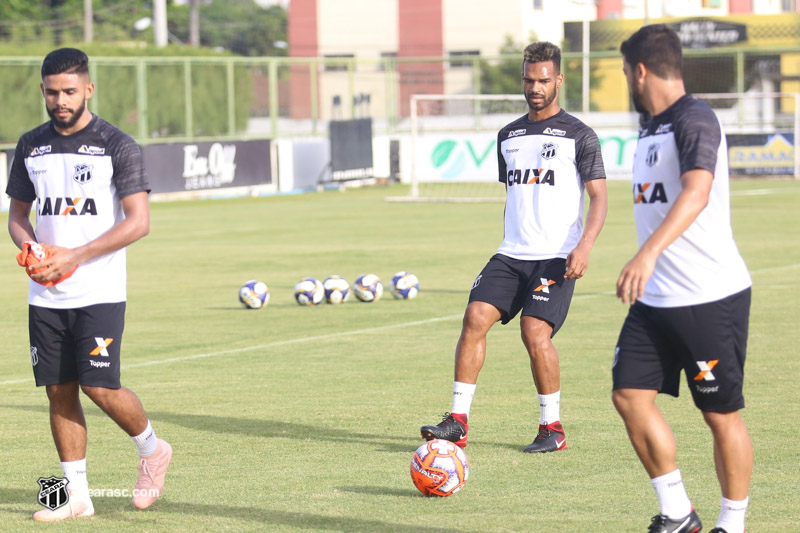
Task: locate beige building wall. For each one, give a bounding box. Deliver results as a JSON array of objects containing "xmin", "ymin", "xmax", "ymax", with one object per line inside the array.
[{"xmin": 316, "ymin": 0, "xmax": 399, "ymax": 120}]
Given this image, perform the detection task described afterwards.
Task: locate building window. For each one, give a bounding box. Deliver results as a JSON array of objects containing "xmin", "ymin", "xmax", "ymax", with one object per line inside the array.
[
  {"xmin": 378, "ymin": 52, "xmax": 397, "ymax": 71},
  {"xmin": 533, "ymin": 0, "xmax": 543, "ymax": 9},
  {"xmin": 780, "ymin": 0, "xmax": 794, "ymax": 11},
  {"xmin": 323, "ymin": 54, "xmax": 354, "ymax": 72},
  {"xmin": 448, "ymin": 50, "xmax": 480, "ymax": 68}
]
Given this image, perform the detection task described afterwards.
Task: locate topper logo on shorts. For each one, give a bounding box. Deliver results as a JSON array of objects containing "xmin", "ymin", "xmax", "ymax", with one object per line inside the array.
[
  {"xmin": 694, "ymin": 360, "xmax": 718, "ymax": 381},
  {"xmin": 39, "ymin": 197, "xmax": 98, "ymax": 216},
  {"xmin": 534, "ymin": 278, "xmax": 556, "ymax": 293},
  {"xmin": 633, "ymin": 182, "xmax": 667, "ymax": 204},
  {"xmin": 90, "ymin": 337, "xmax": 114, "ymax": 357}
]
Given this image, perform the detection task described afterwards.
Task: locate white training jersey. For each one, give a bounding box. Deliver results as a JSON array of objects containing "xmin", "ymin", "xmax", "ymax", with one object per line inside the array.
[
  {"xmin": 632, "ymin": 94, "xmax": 751, "ymax": 307},
  {"xmin": 496, "ymin": 110, "xmax": 606, "ymax": 260},
  {"xmin": 6, "ymin": 115, "xmax": 150, "ymax": 309}
]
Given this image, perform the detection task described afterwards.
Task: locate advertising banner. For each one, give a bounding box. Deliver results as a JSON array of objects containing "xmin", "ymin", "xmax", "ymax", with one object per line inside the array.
[
  {"xmin": 414, "ymin": 130, "xmax": 639, "ymax": 182},
  {"xmin": 728, "ymin": 133, "xmax": 795, "ymax": 176},
  {"xmin": 143, "ymin": 140, "xmax": 271, "ymax": 194}
]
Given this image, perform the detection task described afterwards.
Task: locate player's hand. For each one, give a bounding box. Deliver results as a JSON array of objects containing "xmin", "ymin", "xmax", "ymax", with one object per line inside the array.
[
  {"xmin": 565, "ymin": 243, "xmax": 590, "ymax": 280},
  {"xmin": 16, "ymin": 241, "xmax": 78, "ymax": 286},
  {"xmin": 616, "ymin": 252, "xmax": 656, "ymax": 305}
]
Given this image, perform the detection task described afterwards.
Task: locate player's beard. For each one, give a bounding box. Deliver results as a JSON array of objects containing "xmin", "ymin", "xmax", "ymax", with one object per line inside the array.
[
  {"xmin": 47, "ymin": 97, "xmax": 86, "ymax": 130},
  {"xmin": 526, "ymin": 86, "xmax": 558, "ymax": 112},
  {"xmin": 629, "ymin": 84, "xmax": 646, "ymax": 114}
]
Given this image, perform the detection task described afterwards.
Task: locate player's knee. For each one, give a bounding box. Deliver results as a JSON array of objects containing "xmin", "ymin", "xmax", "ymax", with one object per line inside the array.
[
  {"xmin": 701, "ymin": 409, "xmax": 743, "ymax": 433},
  {"xmin": 45, "ymin": 381, "xmax": 79, "ymax": 402},
  {"xmin": 462, "ymin": 303, "xmax": 497, "ymax": 333},
  {"xmin": 611, "ymin": 389, "xmax": 634, "ymax": 416},
  {"xmin": 80, "ymin": 384, "xmax": 114, "ymax": 404}
]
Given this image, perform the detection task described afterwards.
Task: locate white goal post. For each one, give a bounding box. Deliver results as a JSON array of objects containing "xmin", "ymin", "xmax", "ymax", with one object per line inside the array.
[{"xmin": 388, "ymin": 92, "xmax": 799, "ymax": 203}]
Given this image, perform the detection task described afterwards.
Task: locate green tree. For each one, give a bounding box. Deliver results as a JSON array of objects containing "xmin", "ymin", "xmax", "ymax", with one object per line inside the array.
[
  {"xmin": 168, "ymin": 0, "xmax": 287, "ymax": 57},
  {"xmin": 480, "ymin": 35, "xmax": 525, "ymax": 95}
]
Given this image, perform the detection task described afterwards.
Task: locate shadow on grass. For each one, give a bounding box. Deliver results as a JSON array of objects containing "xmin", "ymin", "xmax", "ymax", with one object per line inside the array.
[
  {"xmin": 336, "ymin": 485, "xmax": 420, "ymax": 498},
  {"xmin": 1, "ymin": 404, "xmax": 420, "ymax": 453},
  {"xmin": 100, "ymin": 498, "xmax": 471, "ymax": 532},
  {"xmin": 148, "ymin": 411, "xmax": 418, "ymax": 453},
  {"xmin": 0, "ymin": 487, "xmax": 471, "ymax": 532}
]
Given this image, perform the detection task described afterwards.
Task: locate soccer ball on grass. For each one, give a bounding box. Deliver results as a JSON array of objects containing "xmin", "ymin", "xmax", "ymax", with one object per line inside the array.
[
  {"xmin": 323, "ymin": 275, "xmax": 350, "ymax": 304},
  {"xmin": 239, "ymin": 280, "xmax": 269, "ymax": 309},
  {"xmin": 294, "ymin": 277, "xmax": 324, "ymax": 306},
  {"xmin": 390, "ymin": 271, "xmax": 419, "ymax": 300},
  {"xmin": 410, "ymin": 439, "xmax": 469, "ymax": 497},
  {"xmin": 353, "ymin": 274, "xmax": 383, "ymax": 303}
]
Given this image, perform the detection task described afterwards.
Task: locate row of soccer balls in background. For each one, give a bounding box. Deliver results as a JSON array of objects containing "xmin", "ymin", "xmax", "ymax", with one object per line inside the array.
[{"xmin": 239, "ymin": 272, "xmax": 420, "ymax": 309}]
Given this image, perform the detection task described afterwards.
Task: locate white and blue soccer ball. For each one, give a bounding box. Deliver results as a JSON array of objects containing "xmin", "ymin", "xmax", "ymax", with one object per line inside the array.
[
  {"xmin": 354, "ymin": 273, "xmax": 383, "ymax": 303},
  {"xmin": 294, "ymin": 277, "xmax": 325, "ymax": 306},
  {"xmin": 323, "ymin": 275, "xmax": 350, "ymax": 305},
  {"xmin": 239, "ymin": 280, "xmax": 269, "ymax": 309},
  {"xmin": 390, "ymin": 271, "xmax": 420, "ymax": 300}
]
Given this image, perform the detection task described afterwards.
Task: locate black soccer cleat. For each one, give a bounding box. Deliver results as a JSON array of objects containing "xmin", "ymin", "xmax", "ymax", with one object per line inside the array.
[
  {"xmin": 522, "ymin": 421, "xmax": 567, "ymax": 453},
  {"xmin": 420, "ymin": 412, "xmax": 468, "ymax": 448},
  {"xmin": 647, "ymin": 509, "xmax": 702, "ymax": 533},
  {"xmin": 708, "ymin": 529, "xmax": 728, "ymax": 533}
]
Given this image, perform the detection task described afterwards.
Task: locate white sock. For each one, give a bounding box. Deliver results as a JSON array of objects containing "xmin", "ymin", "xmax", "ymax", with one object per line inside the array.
[
  {"xmin": 538, "ymin": 391, "xmax": 561, "ymax": 425},
  {"xmin": 132, "ymin": 420, "xmax": 158, "ymax": 457},
  {"xmin": 651, "ymin": 469, "xmax": 693, "ymax": 519},
  {"xmin": 716, "ymin": 496, "xmax": 748, "ymax": 533},
  {"xmin": 61, "ymin": 459, "xmax": 88, "ymax": 494},
  {"xmin": 451, "ymin": 381, "xmax": 476, "ymax": 417}
]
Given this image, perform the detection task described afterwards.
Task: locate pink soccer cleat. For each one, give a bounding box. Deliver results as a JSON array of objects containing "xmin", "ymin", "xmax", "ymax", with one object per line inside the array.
[{"xmin": 133, "ymin": 439, "xmax": 173, "ymax": 509}]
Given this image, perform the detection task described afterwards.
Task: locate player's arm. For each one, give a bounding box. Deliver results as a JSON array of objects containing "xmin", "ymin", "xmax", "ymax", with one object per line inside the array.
[
  {"xmin": 565, "ymin": 178, "xmax": 608, "ymax": 280},
  {"xmin": 8, "ymin": 198, "xmax": 37, "ymax": 249},
  {"xmin": 616, "ymin": 168, "xmax": 712, "ymax": 304},
  {"xmin": 31, "ymin": 191, "xmax": 150, "ymax": 285}
]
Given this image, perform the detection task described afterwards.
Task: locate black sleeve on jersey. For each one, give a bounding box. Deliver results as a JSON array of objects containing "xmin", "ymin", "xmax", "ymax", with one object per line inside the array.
[
  {"xmin": 674, "ymin": 101, "xmax": 720, "ymax": 177},
  {"xmin": 575, "ymin": 127, "xmax": 606, "ymax": 183},
  {"xmin": 497, "ymin": 129, "xmax": 507, "ymax": 184},
  {"xmin": 6, "ymin": 139, "xmax": 36, "ymax": 203},
  {"xmin": 109, "ymin": 133, "xmax": 150, "ymax": 198}
]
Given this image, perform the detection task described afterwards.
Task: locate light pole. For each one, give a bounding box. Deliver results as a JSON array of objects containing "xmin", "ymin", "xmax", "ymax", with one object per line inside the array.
[{"xmin": 84, "ymin": 0, "xmax": 93, "ymax": 42}]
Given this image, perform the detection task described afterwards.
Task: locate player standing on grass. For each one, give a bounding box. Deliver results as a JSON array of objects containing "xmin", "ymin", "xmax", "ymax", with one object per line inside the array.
[
  {"xmin": 420, "ymin": 42, "xmax": 607, "ymax": 453},
  {"xmin": 6, "ymin": 48, "xmax": 172, "ymax": 521},
  {"xmin": 613, "ymin": 25, "xmax": 753, "ymax": 533}
]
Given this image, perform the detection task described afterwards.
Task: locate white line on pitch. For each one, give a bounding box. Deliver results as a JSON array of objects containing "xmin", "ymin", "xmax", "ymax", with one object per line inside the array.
[{"xmin": 0, "ymin": 273, "xmax": 789, "ymax": 386}]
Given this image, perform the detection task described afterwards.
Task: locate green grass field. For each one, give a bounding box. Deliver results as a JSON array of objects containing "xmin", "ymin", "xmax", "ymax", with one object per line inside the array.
[{"xmin": 1, "ymin": 179, "xmax": 798, "ymax": 532}]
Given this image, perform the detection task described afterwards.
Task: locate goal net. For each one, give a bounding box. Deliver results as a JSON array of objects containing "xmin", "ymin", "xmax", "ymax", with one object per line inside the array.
[
  {"xmin": 390, "ymin": 94, "xmax": 528, "ymax": 202},
  {"xmin": 388, "ymin": 92, "xmax": 799, "ymax": 202}
]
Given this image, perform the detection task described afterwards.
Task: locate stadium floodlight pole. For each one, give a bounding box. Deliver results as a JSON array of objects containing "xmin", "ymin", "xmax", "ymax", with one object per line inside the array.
[
  {"xmin": 84, "ymin": 0, "xmax": 93, "ymax": 42},
  {"xmin": 153, "ymin": 0, "xmax": 168, "ymax": 47}
]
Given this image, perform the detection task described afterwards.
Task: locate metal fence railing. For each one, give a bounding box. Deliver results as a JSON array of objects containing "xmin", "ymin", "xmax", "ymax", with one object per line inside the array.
[{"xmin": 1, "ymin": 47, "xmax": 798, "ymax": 149}]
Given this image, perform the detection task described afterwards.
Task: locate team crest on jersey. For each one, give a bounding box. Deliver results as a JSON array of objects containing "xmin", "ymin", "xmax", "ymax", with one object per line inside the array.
[
  {"xmin": 646, "ymin": 143, "xmax": 660, "ymax": 167},
  {"xmin": 73, "ymin": 163, "xmax": 94, "ymax": 184},
  {"xmin": 30, "ymin": 145, "xmax": 51, "ymax": 157},
  {"xmin": 508, "ymin": 128, "xmax": 527, "ymax": 138},
  {"xmin": 541, "ymin": 142, "xmax": 557, "ymax": 160},
  {"xmin": 78, "ymin": 144, "xmax": 105, "ymax": 155},
  {"xmin": 542, "ymin": 127, "xmax": 566, "ymax": 137}
]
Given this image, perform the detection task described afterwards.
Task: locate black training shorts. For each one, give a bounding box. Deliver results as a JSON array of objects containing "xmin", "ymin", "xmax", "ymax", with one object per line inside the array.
[
  {"xmin": 29, "ymin": 302, "xmax": 126, "ymax": 389},
  {"xmin": 612, "ymin": 288, "xmax": 750, "ymax": 412},
  {"xmin": 468, "ymin": 253, "xmax": 575, "ymax": 336}
]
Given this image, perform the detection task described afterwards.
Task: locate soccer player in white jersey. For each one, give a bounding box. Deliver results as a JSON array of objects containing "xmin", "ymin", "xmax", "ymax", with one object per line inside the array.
[
  {"xmin": 420, "ymin": 42, "xmax": 607, "ymax": 453},
  {"xmin": 6, "ymin": 48, "xmax": 172, "ymax": 521},
  {"xmin": 613, "ymin": 25, "xmax": 753, "ymax": 533}
]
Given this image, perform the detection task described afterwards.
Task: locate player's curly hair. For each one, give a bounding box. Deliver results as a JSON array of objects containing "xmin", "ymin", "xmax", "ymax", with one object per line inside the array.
[
  {"xmin": 620, "ymin": 24, "xmax": 682, "ymax": 80},
  {"xmin": 522, "ymin": 42, "xmax": 561, "ymax": 75},
  {"xmin": 41, "ymin": 48, "xmax": 89, "ymax": 79}
]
